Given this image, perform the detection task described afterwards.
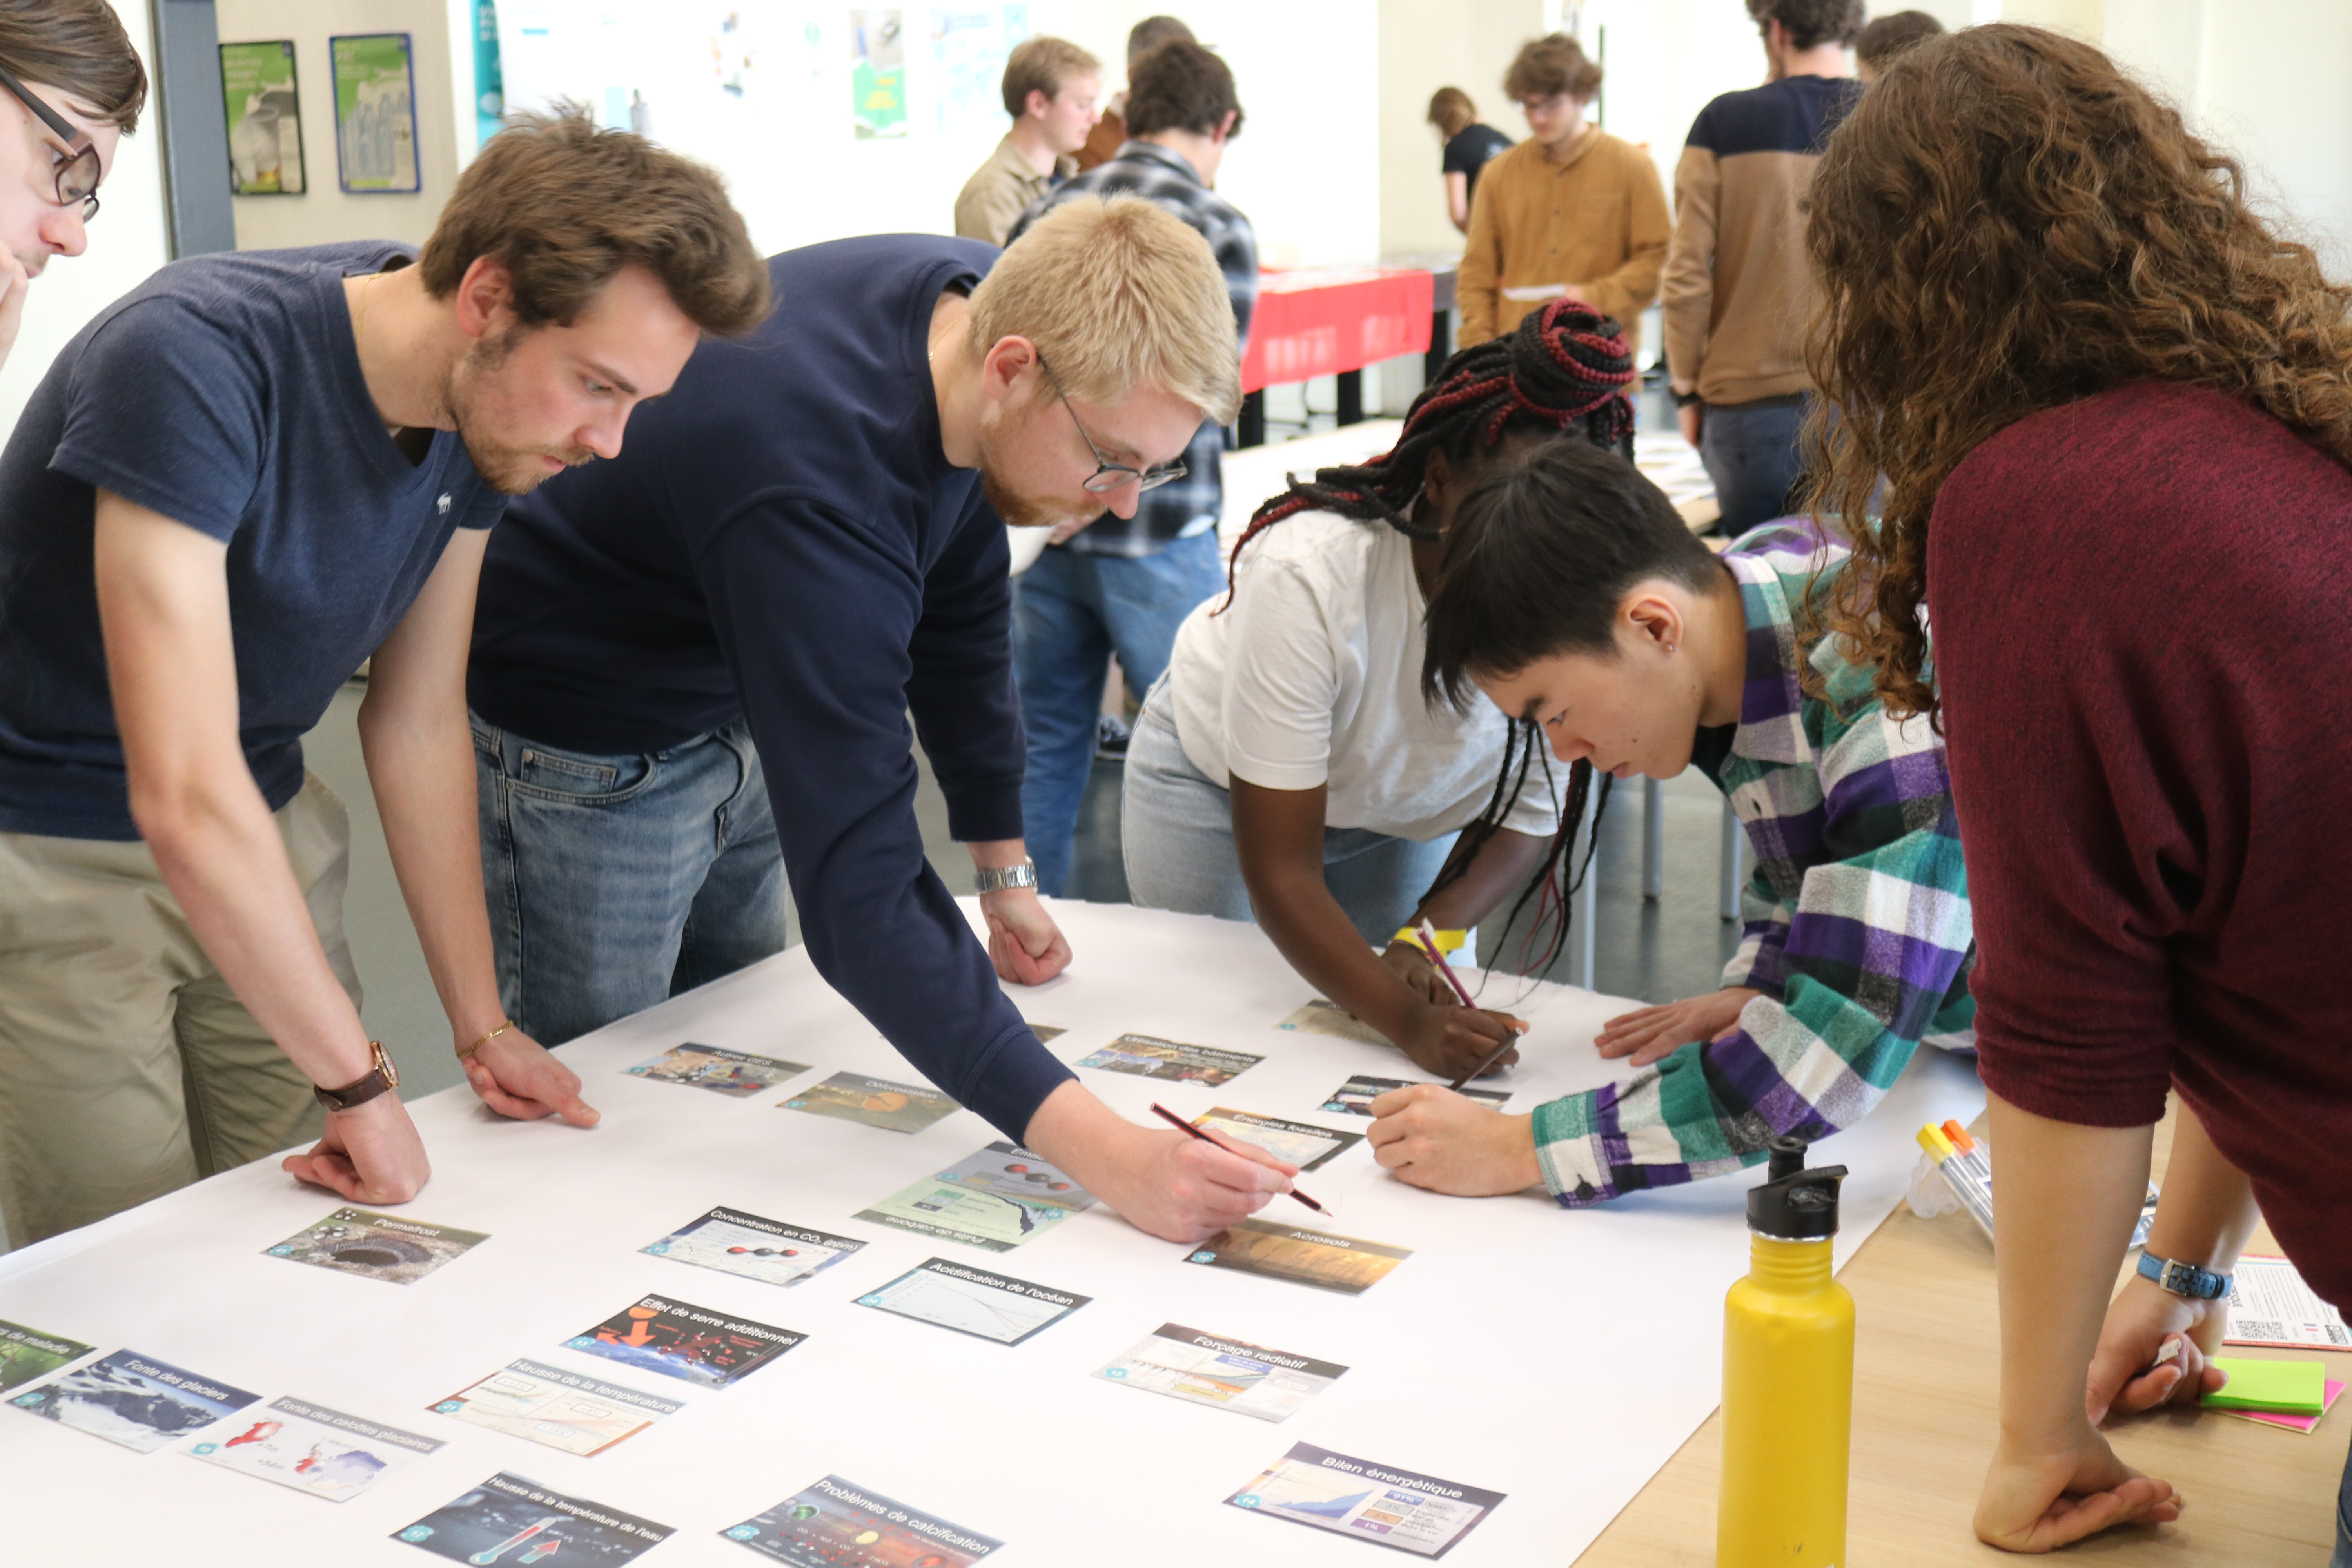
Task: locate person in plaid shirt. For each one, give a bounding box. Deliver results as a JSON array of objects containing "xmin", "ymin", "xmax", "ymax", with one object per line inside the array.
[
  {"xmin": 1004, "ymin": 37, "xmax": 1256, "ymax": 897},
  {"xmin": 1366, "ymin": 439, "xmax": 1976, "ymax": 1203}
]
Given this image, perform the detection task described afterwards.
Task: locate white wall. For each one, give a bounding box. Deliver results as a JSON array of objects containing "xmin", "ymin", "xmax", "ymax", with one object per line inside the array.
[
  {"xmin": 1376, "ymin": 0, "xmax": 1547, "ymax": 260},
  {"xmin": 0, "ymin": 0, "xmax": 170, "ymax": 437}
]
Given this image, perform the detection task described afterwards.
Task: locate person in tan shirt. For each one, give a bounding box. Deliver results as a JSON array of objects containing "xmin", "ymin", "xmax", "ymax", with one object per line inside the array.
[
  {"xmin": 1456, "ymin": 34, "xmax": 1670, "ymax": 363},
  {"xmin": 953, "ymin": 36, "xmax": 1099, "ymax": 246}
]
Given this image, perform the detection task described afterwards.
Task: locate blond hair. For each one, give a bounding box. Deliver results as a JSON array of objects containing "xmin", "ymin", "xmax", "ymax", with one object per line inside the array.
[
  {"xmin": 1001, "ymin": 36, "xmax": 1100, "ymax": 117},
  {"xmin": 975, "ymin": 195, "xmax": 1240, "ymax": 425}
]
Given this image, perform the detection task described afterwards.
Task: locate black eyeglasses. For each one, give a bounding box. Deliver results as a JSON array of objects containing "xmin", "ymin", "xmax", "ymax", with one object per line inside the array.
[
  {"xmin": 0, "ymin": 65, "xmax": 102, "ymax": 221},
  {"xmin": 1035, "ymin": 353, "xmax": 1187, "ymax": 495}
]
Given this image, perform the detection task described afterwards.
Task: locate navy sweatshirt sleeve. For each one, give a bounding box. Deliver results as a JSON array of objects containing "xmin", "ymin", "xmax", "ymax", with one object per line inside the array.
[
  {"xmin": 691, "ymin": 492, "xmax": 1073, "ymax": 1139},
  {"xmin": 906, "ymin": 491, "xmax": 1027, "ymax": 842}
]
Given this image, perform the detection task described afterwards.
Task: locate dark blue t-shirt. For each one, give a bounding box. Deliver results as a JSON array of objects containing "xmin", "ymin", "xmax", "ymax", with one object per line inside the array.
[
  {"xmin": 0, "ymin": 242, "xmax": 502, "ymax": 840},
  {"xmin": 468, "ymin": 234, "xmax": 1071, "ymax": 1143}
]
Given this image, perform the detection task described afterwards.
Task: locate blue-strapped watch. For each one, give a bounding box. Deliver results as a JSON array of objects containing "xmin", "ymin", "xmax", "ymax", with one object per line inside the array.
[{"xmin": 2137, "ymin": 1251, "xmax": 2233, "ymax": 1301}]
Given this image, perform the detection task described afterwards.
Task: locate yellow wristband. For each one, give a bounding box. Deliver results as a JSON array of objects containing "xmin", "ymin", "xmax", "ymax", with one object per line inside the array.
[
  {"xmin": 1395, "ymin": 927, "xmax": 1467, "ymax": 953},
  {"xmin": 458, "ymin": 1021, "xmax": 512, "ymax": 1060}
]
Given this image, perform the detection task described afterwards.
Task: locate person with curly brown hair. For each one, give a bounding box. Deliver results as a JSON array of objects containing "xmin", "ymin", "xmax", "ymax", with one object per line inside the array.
[{"xmin": 1802, "ymin": 23, "xmax": 2352, "ymax": 1555}]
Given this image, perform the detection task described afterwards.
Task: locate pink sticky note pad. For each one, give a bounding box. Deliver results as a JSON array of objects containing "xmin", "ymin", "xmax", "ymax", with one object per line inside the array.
[{"xmin": 2212, "ymin": 1378, "xmax": 2345, "ymax": 1434}]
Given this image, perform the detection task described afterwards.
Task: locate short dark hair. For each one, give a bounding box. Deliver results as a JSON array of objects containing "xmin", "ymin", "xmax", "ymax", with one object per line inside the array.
[
  {"xmin": 421, "ymin": 107, "xmax": 769, "ymax": 338},
  {"xmin": 1857, "ymin": 9, "xmax": 1945, "ymax": 69},
  {"xmin": 1001, "ymin": 36, "xmax": 1099, "ymax": 117},
  {"xmin": 1126, "ymin": 16, "xmax": 1197, "ymax": 67},
  {"xmin": 1757, "ymin": 0, "xmax": 1868, "ymax": 51},
  {"xmin": 0, "ymin": 0, "xmax": 146, "ymax": 133},
  {"xmin": 1425, "ymin": 441, "xmax": 1723, "ymax": 708},
  {"xmin": 1125, "ymin": 39, "xmax": 1243, "ymax": 141},
  {"xmin": 1503, "ymin": 34, "xmax": 1603, "ymax": 103}
]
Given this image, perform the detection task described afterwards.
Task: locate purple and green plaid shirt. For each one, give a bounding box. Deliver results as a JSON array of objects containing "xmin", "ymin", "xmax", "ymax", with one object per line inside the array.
[{"xmin": 1532, "ymin": 521, "xmax": 1977, "ymax": 1206}]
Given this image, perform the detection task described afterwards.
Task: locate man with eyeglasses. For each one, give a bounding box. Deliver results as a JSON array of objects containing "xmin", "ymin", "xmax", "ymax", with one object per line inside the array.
[
  {"xmin": 1001, "ymin": 36, "xmax": 1256, "ymax": 900},
  {"xmin": 466, "ymin": 196, "xmax": 1302, "ymax": 1242},
  {"xmin": 0, "ymin": 3, "xmax": 147, "ymax": 374}
]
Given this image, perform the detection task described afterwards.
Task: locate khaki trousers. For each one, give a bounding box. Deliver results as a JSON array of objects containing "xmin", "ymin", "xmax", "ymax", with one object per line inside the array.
[{"xmin": 0, "ymin": 773, "xmax": 361, "ymax": 1247}]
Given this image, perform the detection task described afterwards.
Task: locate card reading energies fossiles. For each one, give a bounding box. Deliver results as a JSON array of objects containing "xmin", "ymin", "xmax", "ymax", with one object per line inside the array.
[
  {"xmin": 0, "ymin": 1318, "xmax": 93, "ymax": 1395},
  {"xmin": 186, "ymin": 1396, "xmax": 443, "ymax": 1501},
  {"xmin": 8, "ymin": 1349, "xmax": 260, "ymax": 1453},
  {"xmin": 1228, "ymin": 1441, "xmax": 1505, "ymax": 1558},
  {"xmin": 722, "ymin": 1474, "xmax": 1003, "ymax": 1564},
  {"xmin": 1193, "ymin": 1109, "xmax": 1365, "ymax": 1173},
  {"xmin": 1278, "ymin": 998, "xmax": 1392, "ymax": 1046},
  {"xmin": 781, "ymin": 1071, "xmax": 960, "ymax": 1133},
  {"xmin": 623, "ymin": 1042, "xmax": 809, "ymax": 1098},
  {"xmin": 265, "ymin": 1207, "xmax": 489, "ymax": 1284},
  {"xmin": 431, "ymin": 1359, "xmax": 680, "ymax": 1457},
  {"xmin": 1094, "ymin": 1323, "xmax": 1348, "ymax": 1423},
  {"xmin": 1076, "ymin": 1032, "xmax": 1263, "ymax": 1087},
  {"xmin": 564, "ymin": 1294, "xmax": 805, "ymax": 1390},
  {"xmin": 1323, "ymin": 1075, "xmax": 1509, "ymax": 1117},
  {"xmin": 396, "ymin": 1472, "xmax": 673, "ymax": 1563},
  {"xmin": 642, "ymin": 1207, "xmax": 867, "ymax": 1289},
  {"xmin": 854, "ymin": 1140, "xmax": 1096, "ymax": 1252},
  {"xmin": 855, "ymin": 1258, "xmax": 1090, "ymax": 1346},
  {"xmin": 1186, "ymin": 1219, "xmax": 1414, "ymax": 1296}
]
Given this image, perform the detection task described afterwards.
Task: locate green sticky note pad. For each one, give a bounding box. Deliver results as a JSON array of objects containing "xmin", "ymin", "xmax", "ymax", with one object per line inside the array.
[{"xmin": 2204, "ymin": 1356, "xmax": 2327, "ymax": 1414}]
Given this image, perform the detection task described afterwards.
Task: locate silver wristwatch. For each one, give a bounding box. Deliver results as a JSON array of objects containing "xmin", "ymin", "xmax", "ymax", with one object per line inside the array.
[{"xmin": 973, "ymin": 858, "xmax": 1039, "ymax": 894}]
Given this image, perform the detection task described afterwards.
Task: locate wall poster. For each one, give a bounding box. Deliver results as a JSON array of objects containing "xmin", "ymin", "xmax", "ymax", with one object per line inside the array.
[
  {"xmin": 218, "ymin": 39, "xmax": 305, "ymax": 194},
  {"xmin": 330, "ymin": 32, "xmax": 422, "ymax": 193}
]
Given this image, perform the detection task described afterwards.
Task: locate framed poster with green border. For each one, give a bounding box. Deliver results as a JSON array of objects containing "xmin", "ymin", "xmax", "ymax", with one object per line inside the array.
[
  {"xmin": 329, "ymin": 32, "xmax": 420, "ymax": 194},
  {"xmin": 218, "ymin": 39, "xmax": 304, "ymax": 194}
]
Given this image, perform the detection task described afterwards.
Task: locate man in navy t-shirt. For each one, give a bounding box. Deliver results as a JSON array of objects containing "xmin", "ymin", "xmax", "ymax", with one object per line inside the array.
[
  {"xmin": 468, "ymin": 197, "xmax": 1298, "ymax": 1243},
  {"xmin": 0, "ymin": 110, "xmax": 768, "ymax": 1245}
]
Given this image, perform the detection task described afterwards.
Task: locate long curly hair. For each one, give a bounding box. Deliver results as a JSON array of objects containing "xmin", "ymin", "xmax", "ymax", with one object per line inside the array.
[{"xmin": 1802, "ymin": 23, "xmax": 2352, "ymax": 722}]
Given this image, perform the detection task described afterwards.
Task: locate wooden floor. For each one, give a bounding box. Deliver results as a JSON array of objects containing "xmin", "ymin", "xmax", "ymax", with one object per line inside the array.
[{"xmin": 1576, "ymin": 1103, "xmax": 2349, "ymax": 1566}]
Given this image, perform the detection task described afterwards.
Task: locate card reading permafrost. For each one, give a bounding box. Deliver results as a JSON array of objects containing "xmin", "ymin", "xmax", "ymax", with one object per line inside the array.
[
  {"xmin": 642, "ymin": 1207, "xmax": 867, "ymax": 1289},
  {"xmin": 781, "ymin": 1071, "xmax": 960, "ymax": 1133},
  {"xmin": 565, "ymin": 1294, "xmax": 804, "ymax": 1390},
  {"xmin": 187, "ymin": 1396, "xmax": 443, "ymax": 1501},
  {"xmin": 265, "ymin": 1207, "xmax": 488, "ymax": 1284},
  {"xmin": 9, "ymin": 1349, "xmax": 260, "ymax": 1453},
  {"xmin": 623, "ymin": 1042, "xmax": 809, "ymax": 1098},
  {"xmin": 1076, "ymin": 1032, "xmax": 1262, "ymax": 1087}
]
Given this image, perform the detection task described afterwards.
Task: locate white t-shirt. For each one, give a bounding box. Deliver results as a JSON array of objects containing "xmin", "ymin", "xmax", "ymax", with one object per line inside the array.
[{"xmin": 1167, "ymin": 508, "xmax": 1565, "ymax": 843}]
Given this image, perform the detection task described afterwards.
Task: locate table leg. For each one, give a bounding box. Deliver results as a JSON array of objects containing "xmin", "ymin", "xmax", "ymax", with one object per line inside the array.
[
  {"xmin": 1425, "ymin": 308, "xmax": 1452, "ymax": 387},
  {"xmin": 1569, "ymin": 784, "xmax": 1601, "ymax": 990},
  {"xmin": 1237, "ymin": 389, "xmax": 1264, "ymax": 449},
  {"xmin": 1642, "ymin": 777, "xmax": 1664, "ymax": 901},
  {"xmin": 1337, "ymin": 369, "xmax": 1363, "ymax": 426}
]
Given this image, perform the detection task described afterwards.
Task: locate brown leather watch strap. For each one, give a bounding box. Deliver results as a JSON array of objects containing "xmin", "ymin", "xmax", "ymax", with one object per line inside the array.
[{"xmin": 314, "ymin": 1040, "xmax": 401, "ymax": 1114}]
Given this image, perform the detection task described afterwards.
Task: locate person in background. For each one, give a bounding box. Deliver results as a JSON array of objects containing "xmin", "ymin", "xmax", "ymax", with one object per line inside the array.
[
  {"xmin": 1004, "ymin": 38, "xmax": 1254, "ymax": 900},
  {"xmin": 0, "ymin": 0, "xmax": 145, "ymax": 376},
  {"xmin": 953, "ymin": 36, "xmax": 1100, "ymax": 247},
  {"xmin": 0, "ymin": 111, "xmax": 767, "ymax": 1245},
  {"xmin": 1425, "ymin": 87, "xmax": 1512, "ymax": 236},
  {"xmin": 1125, "ymin": 304, "xmax": 1637, "ymax": 1083},
  {"xmin": 1802, "ymin": 25, "xmax": 2352, "ymax": 1554},
  {"xmin": 1661, "ymin": 0, "xmax": 1861, "ymax": 537},
  {"xmin": 1366, "ymin": 441, "xmax": 1975, "ymax": 1206},
  {"xmin": 1456, "ymin": 34, "xmax": 1670, "ymax": 363},
  {"xmin": 1075, "ymin": 15, "xmax": 1196, "ymax": 172},
  {"xmin": 1855, "ymin": 9, "xmax": 1944, "ymax": 84}
]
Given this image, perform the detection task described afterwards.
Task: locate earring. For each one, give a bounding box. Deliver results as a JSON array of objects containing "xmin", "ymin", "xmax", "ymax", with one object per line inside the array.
[{"xmin": 1665, "ymin": 642, "xmax": 1677, "ymax": 653}]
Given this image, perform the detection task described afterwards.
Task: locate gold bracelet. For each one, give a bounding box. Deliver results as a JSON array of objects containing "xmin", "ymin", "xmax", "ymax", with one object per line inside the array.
[{"xmin": 458, "ymin": 1021, "xmax": 513, "ymax": 1060}]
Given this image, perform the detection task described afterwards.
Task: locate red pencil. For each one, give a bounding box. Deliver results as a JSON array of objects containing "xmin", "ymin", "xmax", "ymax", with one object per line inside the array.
[{"xmin": 1149, "ymin": 1102, "xmax": 1333, "ymax": 1218}]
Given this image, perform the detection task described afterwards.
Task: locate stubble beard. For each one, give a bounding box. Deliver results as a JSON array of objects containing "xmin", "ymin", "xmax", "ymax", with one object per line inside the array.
[{"xmin": 446, "ymin": 329, "xmax": 596, "ymax": 497}]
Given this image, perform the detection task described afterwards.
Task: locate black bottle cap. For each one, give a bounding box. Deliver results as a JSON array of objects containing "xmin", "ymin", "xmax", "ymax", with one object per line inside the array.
[{"xmin": 1748, "ymin": 1135, "xmax": 1849, "ymax": 1240}]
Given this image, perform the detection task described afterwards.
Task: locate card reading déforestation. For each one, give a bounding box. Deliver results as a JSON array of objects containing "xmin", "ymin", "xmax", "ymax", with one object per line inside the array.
[
  {"xmin": 430, "ymin": 1359, "xmax": 680, "ymax": 1457},
  {"xmin": 722, "ymin": 1474, "xmax": 1003, "ymax": 1564},
  {"xmin": 1075, "ymin": 1032, "xmax": 1263, "ymax": 1087},
  {"xmin": 1228, "ymin": 1441, "xmax": 1505, "ymax": 1558},
  {"xmin": 1278, "ymin": 998, "xmax": 1392, "ymax": 1047},
  {"xmin": 1194, "ymin": 1108, "xmax": 1365, "ymax": 1173},
  {"xmin": 1095, "ymin": 1323, "xmax": 1348, "ymax": 1422},
  {"xmin": 186, "ymin": 1395, "xmax": 443, "ymax": 1501},
  {"xmin": 855, "ymin": 1140, "xmax": 1097, "ymax": 1252},
  {"xmin": 855, "ymin": 1258, "xmax": 1090, "ymax": 1346},
  {"xmin": 565, "ymin": 1294, "xmax": 805, "ymax": 1390},
  {"xmin": 623, "ymin": 1042, "xmax": 810, "ymax": 1098},
  {"xmin": 1323, "ymin": 1074, "xmax": 1510, "ymax": 1118},
  {"xmin": 8, "ymin": 1349, "xmax": 260, "ymax": 1454},
  {"xmin": 395, "ymin": 1472, "xmax": 673, "ymax": 1563},
  {"xmin": 1185, "ymin": 1218, "xmax": 1414, "ymax": 1296},
  {"xmin": 264, "ymin": 1206, "xmax": 489, "ymax": 1285},
  {"xmin": 0, "ymin": 1318, "xmax": 94, "ymax": 1396},
  {"xmin": 642, "ymin": 1207, "xmax": 867, "ymax": 1289},
  {"xmin": 780, "ymin": 1071, "xmax": 961, "ymax": 1133}
]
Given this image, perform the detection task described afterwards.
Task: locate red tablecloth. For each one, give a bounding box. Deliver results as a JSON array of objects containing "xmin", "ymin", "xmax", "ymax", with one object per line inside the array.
[{"xmin": 1240, "ymin": 266, "xmax": 1436, "ymax": 394}]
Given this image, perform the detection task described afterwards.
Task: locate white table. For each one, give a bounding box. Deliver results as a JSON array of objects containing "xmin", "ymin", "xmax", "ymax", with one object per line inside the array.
[{"xmin": 0, "ymin": 900, "xmax": 1980, "ymax": 1565}]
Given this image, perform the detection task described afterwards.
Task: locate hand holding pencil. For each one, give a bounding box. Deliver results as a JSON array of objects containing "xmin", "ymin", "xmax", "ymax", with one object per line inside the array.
[{"xmin": 1387, "ymin": 920, "xmax": 1528, "ymax": 1084}]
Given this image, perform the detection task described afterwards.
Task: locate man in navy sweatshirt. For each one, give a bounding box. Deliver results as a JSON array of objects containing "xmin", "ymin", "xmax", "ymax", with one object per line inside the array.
[{"xmin": 467, "ymin": 197, "xmax": 1294, "ymax": 1240}]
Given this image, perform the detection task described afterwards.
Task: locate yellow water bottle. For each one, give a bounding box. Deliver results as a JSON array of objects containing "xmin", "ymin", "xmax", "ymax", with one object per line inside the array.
[{"xmin": 1718, "ymin": 1135, "xmax": 1853, "ymax": 1568}]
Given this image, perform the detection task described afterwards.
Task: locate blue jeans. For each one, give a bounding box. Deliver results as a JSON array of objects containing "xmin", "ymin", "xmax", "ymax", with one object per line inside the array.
[
  {"xmin": 1120, "ymin": 681, "xmax": 1458, "ymax": 946},
  {"xmin": 1700, "ymin": 394, "xmax": 1808, "ymax": 537},
  {"xmin": 1013, "ymin": 529, "xmax": 1223, "ymax": 895},
  {"xmin": 473, "ymin": 714, "xmax": 790, "ymax": 1046}
]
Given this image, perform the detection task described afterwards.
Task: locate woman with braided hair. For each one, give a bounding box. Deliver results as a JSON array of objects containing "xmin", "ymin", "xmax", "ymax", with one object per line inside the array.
[{"xmin": 1122, "ymin": 299, "xmax": 1634, "ymax": 1082}]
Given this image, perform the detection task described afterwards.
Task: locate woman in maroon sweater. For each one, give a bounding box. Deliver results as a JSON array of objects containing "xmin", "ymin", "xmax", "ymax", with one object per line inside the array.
[{"xmin": 1801, "ymin": 25, "xmax": 2352, "ymax": 1556}]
